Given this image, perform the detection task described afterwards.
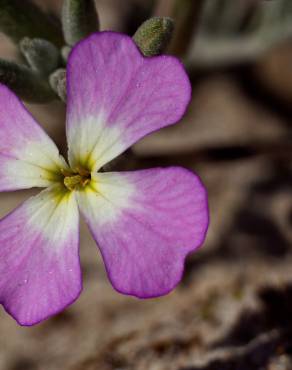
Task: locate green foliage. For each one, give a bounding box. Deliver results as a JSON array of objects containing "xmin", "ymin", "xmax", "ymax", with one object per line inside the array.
[
  {"xmin": 0, "ymin": 0, "xmax": 63, "ymax": 46},
  {"xmin": 62, "ymin": 0, "xmax": 99, "ymax": 46},
  {"xmin": 0, "ymin": 59, "xmax": 55, "ymax": 103},
  {"xmin": 0, "ymin": 0, "xmax": 176, "ymax": 103},
  {"xmin": 20, "ymin": 38, "xmax": 61, "ymax": 76}
]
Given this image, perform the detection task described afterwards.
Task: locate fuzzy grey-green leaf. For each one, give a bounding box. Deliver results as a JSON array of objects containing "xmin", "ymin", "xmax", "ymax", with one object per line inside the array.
[
  {"xmin": 133, "ymin": 17, "xmax": 174, "ymax": 56},
  {"xmin": 20, "ymin": 38, "xmax": 61, "ymax": 76},
  {"xmin": 0, "ymin": 59, "xmax": 55, "ymax": 103},
  {"xmin": 62, "ymin": 0, "xmax": 99, "ymax": 46},
  {"xmin": 0, "ymin": 0, "xmax": 63, "ymax": 46}
]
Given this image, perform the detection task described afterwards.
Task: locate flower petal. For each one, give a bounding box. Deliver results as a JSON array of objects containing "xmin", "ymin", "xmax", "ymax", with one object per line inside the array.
[
  {"xmin": 66, "ymin": 32, "xmax": 191, "ymax": 171},
  {"xmin": 0, "ymin": 84, "xmax": 68, "ymax": 191},
  {"xmin": 77, "ymin": 167, "xmax": 208, "ymax": 298},
  {"xmin": 0, "ymin": 185, "xmax": 81, "ymax": 325}
]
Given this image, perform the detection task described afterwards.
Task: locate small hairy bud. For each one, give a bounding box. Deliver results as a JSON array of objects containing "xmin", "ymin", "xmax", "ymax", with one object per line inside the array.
[
  {"xmin": 49, "ymin": 69, "xmax": 67, "ymax": 103},
  {"xmin": 61, "ymin": 46, "xmax": 72, "ymax": 63},
  {"xmin": 133, "ymin": 17, "xmax": 175, "ymax": 57}
]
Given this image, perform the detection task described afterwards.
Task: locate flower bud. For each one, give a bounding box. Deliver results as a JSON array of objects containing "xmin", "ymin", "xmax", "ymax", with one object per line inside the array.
[
  {"xmin": 133, "ymin": 17, "xmax": 174, "ymax": 56},
  {"xmin": 49, "ymin": 69, "xmax": 67, "ymax": 103},
  {"xmin": 61, "ymin": 46, "xmax": 72, "ymax": 63}
]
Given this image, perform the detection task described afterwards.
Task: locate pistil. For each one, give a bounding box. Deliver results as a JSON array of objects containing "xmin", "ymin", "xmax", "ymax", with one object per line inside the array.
[{"xmin": 62, "ymin": 168, "xmax": 91, "ymax": 191}]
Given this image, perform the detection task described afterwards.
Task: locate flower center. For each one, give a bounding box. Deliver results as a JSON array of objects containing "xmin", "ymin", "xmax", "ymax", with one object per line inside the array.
[{"xmin": 61, "ymin": 167, "xmax": 91, "ymax": 191}]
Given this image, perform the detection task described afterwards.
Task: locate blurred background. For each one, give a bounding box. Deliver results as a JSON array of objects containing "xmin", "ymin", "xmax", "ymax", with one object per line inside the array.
[{"xmin": 0, "ymin": 0, "xmax": 292, "ymax": 369}]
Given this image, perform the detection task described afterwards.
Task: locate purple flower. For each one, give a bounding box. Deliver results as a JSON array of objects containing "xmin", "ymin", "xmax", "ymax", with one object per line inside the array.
[{"xmin": 0, "ymin": 32, "xmax": 209, "ymax": 325}]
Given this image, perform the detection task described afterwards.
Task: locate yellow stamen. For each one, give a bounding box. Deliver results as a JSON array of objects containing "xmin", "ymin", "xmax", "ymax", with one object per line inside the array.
[
  {"xmin": 74, "ymin": 166, "xmax": 90, "ymax": 177},
  {"xmin": 64, "ymin": 175, "xmax": 83, "ymax": 191},
  {"xmin": 61, "ymin": 166, "xmax": 91, "ymax": 191},
  {"xmin": 61, "ymin": 168, "xmax": 74, "ymax": 177}
]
